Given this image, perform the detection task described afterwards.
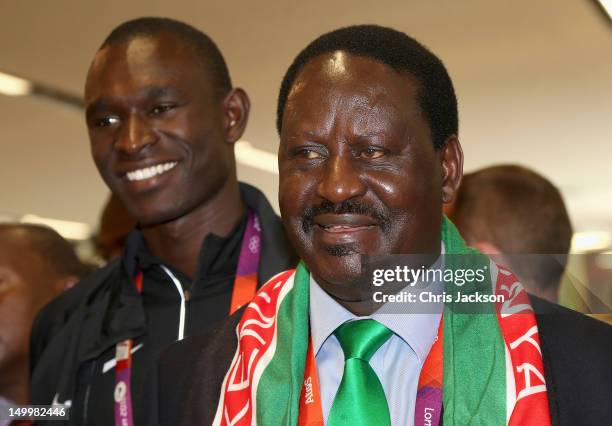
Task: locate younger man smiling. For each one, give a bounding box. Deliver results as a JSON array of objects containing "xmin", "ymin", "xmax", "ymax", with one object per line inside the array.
[{"xmin": 29, "ymin": 17, "xmax": 295, "ymax": 425}]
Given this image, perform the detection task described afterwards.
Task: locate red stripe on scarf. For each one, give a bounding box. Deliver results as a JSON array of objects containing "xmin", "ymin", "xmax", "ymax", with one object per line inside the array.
[
  {"xmin": 218, "ymin": 269, "xmax": 295, "ymax": 426},
  {"xmin": 496, "ymin": 266, "xmax": 551, "ymax": 425}
]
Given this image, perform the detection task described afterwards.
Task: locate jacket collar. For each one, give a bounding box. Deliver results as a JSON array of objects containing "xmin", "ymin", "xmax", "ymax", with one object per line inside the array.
[{"xmin": 80, "ymin": 182, "xmax": 296, "ymax": 361}]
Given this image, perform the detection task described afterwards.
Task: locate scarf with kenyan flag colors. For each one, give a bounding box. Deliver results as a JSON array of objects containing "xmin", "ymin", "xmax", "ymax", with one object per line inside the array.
[{"xmin": 213, "ymin": 217, "xmax": 551, "ymax": 425}]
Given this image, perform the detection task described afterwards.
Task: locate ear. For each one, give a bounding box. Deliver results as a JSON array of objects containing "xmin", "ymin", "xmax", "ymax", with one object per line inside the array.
[
  {"xmin": 54, "ymin": 275, "xmax": 79, "ymax": 293},
  {"xmin": 222, "ymin": 88, "xmax": 250, "ymax": 144},
  {"xmin": 439, "ymin": 135, "xmax": 464, "ymax": 204},
  {"xmin": 471, "ymin": 242, "xmax": 512, "ymax": 270},
  {"xmin": 471, "ymin": 241, "xmax": 501, "ymax": 255}
]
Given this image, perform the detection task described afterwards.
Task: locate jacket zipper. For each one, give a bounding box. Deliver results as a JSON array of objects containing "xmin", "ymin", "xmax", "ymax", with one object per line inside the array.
[
  {"xmin": 81, "ymin": 361, "xmax": 96, "ymax": 425},
  {"xmin": 160, "ymin": 265, "xmax": 187, "ymax": 341}
]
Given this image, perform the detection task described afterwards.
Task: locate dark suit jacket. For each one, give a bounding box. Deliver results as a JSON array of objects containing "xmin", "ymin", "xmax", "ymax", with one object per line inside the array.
[{"xmin": 159, "ymin": 296, "xmax": 612, "ymax": 425}]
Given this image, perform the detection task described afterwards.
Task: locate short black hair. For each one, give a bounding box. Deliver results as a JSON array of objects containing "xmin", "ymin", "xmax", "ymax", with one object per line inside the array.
[
  {"xmin": 101, "ymin": 17, "xmax": 232, "ymax": 96},
  {"xmin": 277, "ymin": 25, "xmax": 458, "ymax": 149}
]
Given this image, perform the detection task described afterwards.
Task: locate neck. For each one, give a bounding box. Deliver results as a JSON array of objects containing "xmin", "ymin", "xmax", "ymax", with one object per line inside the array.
[
  {"xmin": 141, "ymin": 178, "xmax": 245, "ymax": 278},
  {"xmin": 0, "ymin": 363, "xmax": 28, "ymax": 404},
  {"xmin": 328, "ymin": 280, "xmax": 416, "ymax": 316},
  {"xmin": 527, "ymin": 283, "xmax": 559, "ymax": 304}
]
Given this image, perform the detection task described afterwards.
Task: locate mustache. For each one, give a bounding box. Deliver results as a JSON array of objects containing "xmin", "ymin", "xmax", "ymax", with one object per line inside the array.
[{"xmin": 301, "ymin": 199, "xmax": 390, "ymax": 233}]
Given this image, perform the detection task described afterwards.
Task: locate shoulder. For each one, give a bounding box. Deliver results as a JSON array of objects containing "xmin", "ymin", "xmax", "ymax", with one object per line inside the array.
[
  {"xmin": 34, "ymin": 260, "xmax": 120, "ymax": 331},
  {"xmin": 531, "ymin": 295, "xmax": 612, "ymax": 351},
  {"xmin": 238, "ymin": 182, "xmax": 298, "ymax": 280},
  {"xmin": 530, "ymin": 295, "xmax": 612, "ymax": 423},
  {"xmin": 29, "ymin": 260, "xmax": 123, "ymax": 404},
  {"xmin": 532, "ymin": 294, "xmax": 611, "ymax": 373},
  {"xmin": 30, "ymin": 260, "xmax": 121, "ymax": 366}
]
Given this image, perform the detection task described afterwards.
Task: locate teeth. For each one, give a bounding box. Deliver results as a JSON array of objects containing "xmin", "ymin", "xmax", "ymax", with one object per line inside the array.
[{"xmin": 126, "ymin": 162, "xmax": 177, "ymax": 182}]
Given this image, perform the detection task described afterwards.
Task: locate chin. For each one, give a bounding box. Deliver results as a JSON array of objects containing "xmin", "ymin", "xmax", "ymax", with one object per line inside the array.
[
  {"xmin": 308, "ymin": 250, "xmax": 363, "ymax": 286},
  {"xmin": 131, "ymin": 205, "xmax": 181, "ymax": 227},
  {"xmin": 313, "ymin": 269, "xmax": 373, "ymax": 305}
]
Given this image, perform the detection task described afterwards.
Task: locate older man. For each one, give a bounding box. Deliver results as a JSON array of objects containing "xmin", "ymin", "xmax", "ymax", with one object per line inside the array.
[
  {"xmin": 29, "ymin": 17, "xmax": 295, "ymax": 426},
  {"xmin": 159, "ymin": 25, "xmax": 611, "ymax": 425}
]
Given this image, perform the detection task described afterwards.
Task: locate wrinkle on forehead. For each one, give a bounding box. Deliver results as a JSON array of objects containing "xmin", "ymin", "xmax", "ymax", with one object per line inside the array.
[{"xmin": 285, "ymin": 84, "xmax": 404, "ymax": 138}]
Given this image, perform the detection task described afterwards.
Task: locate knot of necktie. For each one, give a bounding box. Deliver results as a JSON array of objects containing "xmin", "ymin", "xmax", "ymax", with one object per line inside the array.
[
  {"xmin": 334, "ymin": 318, "xmax": 393, "ymax": 362},
  {"xmin": 328, "ymin": 319, "xmax": 394, "ymax": 426}
]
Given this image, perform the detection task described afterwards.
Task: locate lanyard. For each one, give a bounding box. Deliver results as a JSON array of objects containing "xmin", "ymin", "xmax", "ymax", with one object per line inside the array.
[
  {"xmin": 298, "ymin": 318, "xmax": 444, "ymax": 426},
  {"xmin": 114, "ymin": 210, "xmax": 261, "ymax": 426}
]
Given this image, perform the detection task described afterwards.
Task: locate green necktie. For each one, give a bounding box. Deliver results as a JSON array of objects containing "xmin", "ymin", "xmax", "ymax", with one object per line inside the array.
[{"xmin": 327, "ymin": 319, "xmax": 393, "ymax": 426}]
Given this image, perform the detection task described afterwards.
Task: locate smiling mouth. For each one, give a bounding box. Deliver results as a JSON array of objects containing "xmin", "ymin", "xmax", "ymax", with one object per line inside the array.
[
  {"xmin": 124, "ymin": 162, "xmax": 178, "ymax": 182},
  {"xmin": 313, "ymin": 214, "xmax": 377, "ymax": 232},
  {"xmin": 317, "ymin": 224, "xmax": 375, "ymax": 232}
]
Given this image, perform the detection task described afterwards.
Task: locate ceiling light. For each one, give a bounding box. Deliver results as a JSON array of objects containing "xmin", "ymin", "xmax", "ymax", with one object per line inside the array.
[
  {"xmin": 235, "ymin": 140, "xmax": 278, "ymax": 174},
  {"xmin": 598, "ymin": 0, "xmax": 612, "ymax": 20},
  {"xmin": 0, "ymin": 71, "xmax": 33, "ymax": 96},
  {"xmin": 571, "ymin": 231, "xmax": 611, "ymax": 252}
]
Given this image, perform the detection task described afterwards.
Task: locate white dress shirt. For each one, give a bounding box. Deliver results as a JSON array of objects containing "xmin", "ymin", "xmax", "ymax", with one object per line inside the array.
[{"xmin": 309, "ymin": 250, "xmax": 444, "ymax": 425}]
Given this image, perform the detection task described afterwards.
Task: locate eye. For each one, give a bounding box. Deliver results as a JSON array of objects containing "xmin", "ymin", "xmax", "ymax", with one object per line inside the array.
[
  {"xmin": 359, "ymin": 147, "xmax": 385, "ymax": 159},
  {"xmin": 95, "ymin": 116, "xmax": 120, "ymax": 128},
  {"xmin": 298, "ymin": 148, "xmax": 324, "ymax": 160},
  {"xmin": 149, "ymin": 104, "xmax": 175, "ymax": 116}
]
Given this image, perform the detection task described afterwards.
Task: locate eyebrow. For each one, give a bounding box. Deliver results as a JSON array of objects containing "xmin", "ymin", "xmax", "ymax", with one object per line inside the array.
[
  {"xmin": 85, "ymin": 99, "xmax": 112, "ymax": 120},
  {"xmin": 85, "ymin": 85, "xmax": 187, "ymax": 118},
  {"xmin": 140, "ymin": 85, "xmax": 186, "ymax": 99},
  {"xmin": 289, "ymin": 129, "xmax": 390, "ymax": 140}
]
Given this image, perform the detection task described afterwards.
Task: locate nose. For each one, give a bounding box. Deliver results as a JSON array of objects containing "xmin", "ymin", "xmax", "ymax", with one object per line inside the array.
[
  {"xmin": 316, "ymin": 153, "xmax": 367, "ymax": 204},
  {"xmin": 115, "ymin": 113, "xmax": 157, "ymax": 155}
]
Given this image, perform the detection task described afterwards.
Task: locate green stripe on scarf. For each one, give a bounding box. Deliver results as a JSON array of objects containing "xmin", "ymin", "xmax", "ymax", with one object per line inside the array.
[
  {"xmin": 255, "ymin": 217, "xmax": 506, "ymax": 425},
  {"xmin": 442, "ymin": 218, "xmax": 506, "ymax": 425},
  {"xmin": 255, "ymin": 264, "xmax": 310, "ymax": 424}
]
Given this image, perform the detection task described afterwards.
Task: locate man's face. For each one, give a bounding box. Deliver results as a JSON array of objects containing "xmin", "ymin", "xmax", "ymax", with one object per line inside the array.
[
  {"xmin": 0, "ymin": 239, "xmax": 48, "ymax": 375},
  {"xmin": 279, "ymin": 52, "xmax": 461, "ymax": 302},
  {"xmin": 85, "ymin": 32, "xmax": 232, "ymax": 225}
]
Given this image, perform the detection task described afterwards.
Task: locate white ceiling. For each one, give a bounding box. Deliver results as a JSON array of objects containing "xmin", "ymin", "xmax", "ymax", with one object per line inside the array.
[{"xmin": 1, "ymin": 0, "xmax": 611, "ymax": 234}]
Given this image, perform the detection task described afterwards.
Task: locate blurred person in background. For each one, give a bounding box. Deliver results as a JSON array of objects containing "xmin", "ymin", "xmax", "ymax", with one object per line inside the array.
[
  {"xmin": 447, "ymin": 165, "xmax": 572, "ymax": 303},
  {"xmin": 29, "ymin": 17, "xmax": 295, "ymax": 426},
  {"xmin": 0, "ymin": 224, "xmax": 88, "ymax": 414}
]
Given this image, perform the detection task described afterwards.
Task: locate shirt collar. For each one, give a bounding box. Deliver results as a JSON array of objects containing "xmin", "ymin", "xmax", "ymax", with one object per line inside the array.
[
  {"xmin": 309, "ymin": 243, "xmax": 444, "ymax": 363},
  {"xmin": 309, "ymin": 276, "xmax": 355, "ymax": 357}
]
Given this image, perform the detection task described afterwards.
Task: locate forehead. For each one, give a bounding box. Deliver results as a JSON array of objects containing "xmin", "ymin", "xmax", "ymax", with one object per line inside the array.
[
  {"xmin": 85, "ymin": 33, "xmax": 207, "ymax": 101},
  {"xmin": 283, "ymin": 52, "xmax": 422, "ymax": 130}
]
